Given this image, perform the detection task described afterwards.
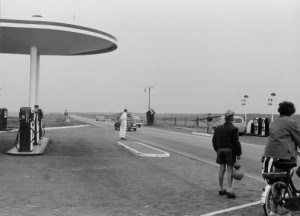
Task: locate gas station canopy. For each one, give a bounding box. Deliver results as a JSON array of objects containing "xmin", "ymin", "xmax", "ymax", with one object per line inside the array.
[
  {"xmin": 0, "ymin": 18, "xmax": 118, "ymax": 55},
  {"xmin": 0, "ymin": 17, "xmax": 118, "ymax": 108},
  {"xmin": 1, "ymin": 17, "xmax": 118, "ymax": 155}
]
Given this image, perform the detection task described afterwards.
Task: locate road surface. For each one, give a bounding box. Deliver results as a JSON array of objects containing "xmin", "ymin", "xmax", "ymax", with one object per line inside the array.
[{"xmin": 72, "ymin": 115, "xmax": 300, "ymax": 186}]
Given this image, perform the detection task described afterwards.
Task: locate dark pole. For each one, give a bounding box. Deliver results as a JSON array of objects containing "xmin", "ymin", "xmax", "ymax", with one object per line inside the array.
[
  {"xmin": 148, "ymin": 88, "xmax": 151, "ymax": 111},
  {"xmin": 145, "ymin": 86, "xmax": 154, "ymax": 111}
]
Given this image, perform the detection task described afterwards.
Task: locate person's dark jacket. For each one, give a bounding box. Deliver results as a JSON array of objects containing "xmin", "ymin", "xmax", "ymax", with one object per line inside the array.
[{"xmin": 212, "ymin": 122, "xmax": 242, "ymax": 157}]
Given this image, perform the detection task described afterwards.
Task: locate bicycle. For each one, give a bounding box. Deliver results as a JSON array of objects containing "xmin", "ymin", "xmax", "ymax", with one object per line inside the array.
[{"xmin": 261, "ymin": 152, "xmax": 300, "ymax": 216}]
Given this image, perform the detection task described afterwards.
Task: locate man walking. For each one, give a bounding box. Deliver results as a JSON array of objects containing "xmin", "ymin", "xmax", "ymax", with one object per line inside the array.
[
  {"xmin": 119, "ymin": 109, "xmax": 128, "ymax": 140},
  {"xmin": 212, "ymin": 110, "xmax": 242, "ymax": 199}
]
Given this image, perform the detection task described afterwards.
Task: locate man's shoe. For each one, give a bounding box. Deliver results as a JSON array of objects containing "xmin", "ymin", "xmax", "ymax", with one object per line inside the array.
[
  {"xmin": 226, "ymin": 192, "xmax": 236, "ymax": 199},
  {"xmin": 219, "ymin": 190, "xmax": 227, "ymax": 196},
  {"xmin": 120, "ymin": 138, "xmax": 127, "ymax": 140}
]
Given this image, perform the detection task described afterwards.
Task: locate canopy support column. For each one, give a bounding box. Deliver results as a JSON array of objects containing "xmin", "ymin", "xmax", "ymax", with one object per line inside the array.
[
  {"xmin": 35, "ymin": 54, "xmax": 40, "ymax": 105},
  {"xmin": 29, "ymin": 46, "xmax": 39, "ymax": 108}
]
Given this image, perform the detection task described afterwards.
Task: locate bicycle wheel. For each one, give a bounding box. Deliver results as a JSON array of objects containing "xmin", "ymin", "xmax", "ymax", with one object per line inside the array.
[{"xmin": 263, "ymin": 181, "xmax": 294, "ymax": 216}]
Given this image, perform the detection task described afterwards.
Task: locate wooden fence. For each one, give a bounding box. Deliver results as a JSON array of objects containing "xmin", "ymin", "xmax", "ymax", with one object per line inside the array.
[{"xmin": 153, "ymin": 116, "xmax": 209, "ymax": 128}]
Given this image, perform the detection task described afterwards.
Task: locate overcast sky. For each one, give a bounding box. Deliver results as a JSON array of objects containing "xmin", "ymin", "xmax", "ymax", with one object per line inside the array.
[{"xmin": 0, "ymin": 0, "xmax": 299, "ymax": 115}]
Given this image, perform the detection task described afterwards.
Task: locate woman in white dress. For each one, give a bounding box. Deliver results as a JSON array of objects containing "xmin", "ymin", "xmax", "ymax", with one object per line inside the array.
[{"xmin": 119, "ymin": 109, "xmax": 128, "ymax": 140}]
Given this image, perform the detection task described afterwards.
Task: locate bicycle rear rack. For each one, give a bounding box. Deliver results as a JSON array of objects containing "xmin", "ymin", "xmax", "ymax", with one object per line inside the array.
[{"xmin": 262, "ymin": 172, "xmax": 288, "ymax": 180}]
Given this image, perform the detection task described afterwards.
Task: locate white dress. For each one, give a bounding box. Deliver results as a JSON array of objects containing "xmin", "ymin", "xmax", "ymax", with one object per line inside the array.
[
  {"xmin": 246, "ymin": 120, "xmax": 252, "ymax": 134},
  {"xmin": 119, "ymin": 112, "xmax": 127, "ymax": 138}
]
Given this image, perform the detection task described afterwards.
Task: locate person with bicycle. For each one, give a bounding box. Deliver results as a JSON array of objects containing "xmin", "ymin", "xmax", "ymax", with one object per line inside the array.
[
  {"xmin": 262, "ymin": 101, "xmax": 300, "ymax": 216},
  {"xmin": 212, "ymin": 110, "xmax": 242, "ymax": 199}
]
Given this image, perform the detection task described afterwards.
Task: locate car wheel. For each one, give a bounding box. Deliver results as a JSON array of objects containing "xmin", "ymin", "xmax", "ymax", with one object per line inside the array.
[{"xmin": 134, "ymin": 128, "xmax": 136, "ymax": 131}]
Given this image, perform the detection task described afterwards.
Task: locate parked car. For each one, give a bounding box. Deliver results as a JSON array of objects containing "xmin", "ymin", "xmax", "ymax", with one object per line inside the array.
[
  {"xmin": 213, "ymin": 115, "xmax": 246, "ymax": 135},
  {"xmin": 114, "ymin": 115, "xmax": 137, "ymax": 131},
  {"xmin": 96, "ymin": 113, "xmax": 105, "ymax": 121},
  {"xmin": 133, "ymin": 116, "xmax": 143, "ymax": 128}
]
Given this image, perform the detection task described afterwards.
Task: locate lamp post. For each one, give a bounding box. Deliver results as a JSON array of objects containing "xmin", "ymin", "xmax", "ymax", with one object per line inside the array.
[
  {"xmin": 144, "ymin": 86, "xmax": 154, "ymax": 111},
  {"xmin": 241, "ymin": 95, "xmax": 248, "ymax": 123},
  {"xmin": 268, "ymin": 92, "xmax": 276, "ymax": 122},
  {"xmin": 0, "ymin": 84, "xmax": 1, "ymax": 101}
]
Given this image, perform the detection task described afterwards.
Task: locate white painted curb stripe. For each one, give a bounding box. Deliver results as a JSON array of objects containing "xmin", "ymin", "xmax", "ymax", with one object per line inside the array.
[
  {"xmin": 118, "ymin": 142, "xmax": 141, "ymax": 155},
  {"xmin": 117, "ymin": 142, "xmax": 170, "ymax": 157},
  {"xmin": 134, "ymin": 142, "xmax": 170, "ymax": 157},
  {"xmin": 45, "ymin": 125, "xmax": 90, "ymax": 130},
  {"xmin": 0, "ymin": 125, "xmax": 90, "ymax": 133},
  {"xmin": 192, "ymin": 132, "xmax": 212, "ymax": 137},
  {"xmin": 201, "ymin": 200, "xmax": 261, "ymax": 216}
]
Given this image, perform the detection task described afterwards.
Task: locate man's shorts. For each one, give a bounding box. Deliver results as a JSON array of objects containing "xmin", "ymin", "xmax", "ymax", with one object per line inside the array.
[{"xmin": 216, "ymin": 148, "xmax": 234, "ymax": 165}]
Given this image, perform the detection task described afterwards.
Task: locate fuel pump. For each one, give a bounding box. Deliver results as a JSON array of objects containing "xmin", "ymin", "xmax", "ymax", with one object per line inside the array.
[
  {"xmin": 17, "ymin": 107, "xmax": 35, "ymax": 152},
  {"xmin": 0, "ymin": 108, "xmax": 8, "ymax": 130},
  {"xmin": 33, "ymin": 105, "xmax": 46, "ymax": 144},
  {"xmin": 33, "ymin": 105, "xmax": 40, "ymax": 145},
  {"xmin": 37, "ymin": 108, "xmax": 45, "ymax": 139}
]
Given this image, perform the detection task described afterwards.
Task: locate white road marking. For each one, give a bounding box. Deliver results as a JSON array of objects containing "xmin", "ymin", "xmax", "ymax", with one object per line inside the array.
[
  {"xmin": 192, "ymin": 132, "xmax": 212, "ymax": 137},
  {"xmin": 134, "ymin": 142, "xmax": 170, "ymax": 157},
  {"xmin": 118, "ymin": 141, "xmax": 170, "ymax": 157},
  {"xmin": 0, "ymin": 124, "xmax": 90, "ymax": 133},
  {"xmin": 45, "ymin": 125, "xmax": 90, "ymax": 130},
  {"xmin": 201, "ymin": 201, "xmax": 261, "ymax": 216}
]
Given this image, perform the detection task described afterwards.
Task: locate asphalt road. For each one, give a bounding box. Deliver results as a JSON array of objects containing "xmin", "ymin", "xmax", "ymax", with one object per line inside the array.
[
  {"xmin": 66, "ymin": 115, "xmax": 300, "ymax": 216},
  {"xmin": 72, "ymin": 116, "xmax": 266, "ymax": 182},
  {"xmin": 73, "ymin": 115, "xmax": 300, "ymax": 187},
  {"xmin": 0, "ymin": 115, "xmax": 297, "ymax": 215}
]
